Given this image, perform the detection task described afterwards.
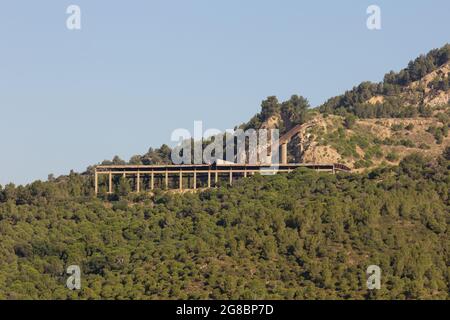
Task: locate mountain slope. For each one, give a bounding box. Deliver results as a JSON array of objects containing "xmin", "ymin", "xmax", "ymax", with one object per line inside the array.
[
  {"xmin": 285, "ymin": 112, "xmax": 449, "ymax": 170},
  {"xmin": 96, "ymin": 45, "xmax": 450, "ymax": 170},
  {"xmin": 243, "ymin": 45, "xmax": 450, "ymax": 170},
  {"xmin": 1, "ymin": 153, "xmax": 448, "ymax": 299},
  {"xmin": 319, "ymin": 44, "xmax": 450, "ymax": 117},
  {"xmin": 0, "ymin": 45, "xmax": 449, "ymax": 301}
]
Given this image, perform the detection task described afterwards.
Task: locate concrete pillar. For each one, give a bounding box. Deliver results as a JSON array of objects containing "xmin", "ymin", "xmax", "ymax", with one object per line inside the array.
[
  {"xmin": 136, "ymin": 172, "xmax": 140, "ymax": 193},
  {"xmin": 94, "ymin": 170, "xmax": 98, "ymax": 195},
  {"xmin": 108, "ymin": 172, "xmax": 112, "ymax": 194},
  {"xmin": 215, "ymin": 171, "xmax": 218, "ymax": 186},
  {"xmin": 229, "ymin": 170, "xmax": 233, "ymax": 185},
  {"xmin": 208, "ymin": 170, "xmax": 211, "ymax": 188},
  {"xmin": 151, "ymin": 172, "xmax": 154, "ymax": 190},
  {"xmin": 165, "ymin": 170, "xmax": 169, "ymax": 189},
  {"xmin": 179, "ymin": 171, "xmax": 183, "ymax": 191},
  {"xmin": 281, "ymin": 143, "xmax": 288, "ymax": 164}
]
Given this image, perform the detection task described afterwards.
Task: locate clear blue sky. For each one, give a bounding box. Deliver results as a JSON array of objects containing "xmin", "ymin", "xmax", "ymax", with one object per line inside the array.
[{"xmin": 1, "ymin": 0, "xmax": 449, "ymax": 185}]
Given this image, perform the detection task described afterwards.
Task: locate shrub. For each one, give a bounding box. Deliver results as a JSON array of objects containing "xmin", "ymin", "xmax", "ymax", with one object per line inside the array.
[
  {"xmin": 391, "ymin": 123, "xmax": 404, "ymax": 131},
  {"xmin": 399, "ymin": 139, "xmax": 416, "ymax": 148},
  {"xmin": 386, "ymin": 152, "xmax": 399, "ymax": 162},
  {"xmin": 418, "ymin": 143, "xmax": 431, "ymax": 150},
  {"xmin": 344, "ymin": 114, "xmax": 357, "ymax": 129}
]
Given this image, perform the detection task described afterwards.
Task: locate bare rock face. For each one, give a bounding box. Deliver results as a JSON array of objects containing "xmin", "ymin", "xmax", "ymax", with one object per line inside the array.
[
  {"xmin": 363, "ymin": 63, "xmax": 450, "ymax": 108},
  {"xmin": 405, "ymin": 62, "xmax": 450, "ymax": 107},
  {"xmin": 302, "ymin": 144, "xmax": 343, "ymax": 165},
  {"xmin": 290, "ymin": 113, "xmax": 449, "ymax": 170},
  {"xmin": 260, "ymin": 115, "xmax": 280, "ymax": 130}
]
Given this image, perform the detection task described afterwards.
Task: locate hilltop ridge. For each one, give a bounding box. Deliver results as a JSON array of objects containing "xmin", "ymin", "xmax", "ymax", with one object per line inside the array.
[
  {"xmin": 100, "ymin": 45, "xmax": 450, "ymax": 171},
  {"xmin": 233, "ymin": 44, "xmax": 450, "ymax": 170}
]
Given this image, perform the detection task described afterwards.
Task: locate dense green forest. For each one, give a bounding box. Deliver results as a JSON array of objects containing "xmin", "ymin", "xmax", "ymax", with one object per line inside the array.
[{"xmin": 0, "ymin": 150, "xmax": 448, "ymax": 299}]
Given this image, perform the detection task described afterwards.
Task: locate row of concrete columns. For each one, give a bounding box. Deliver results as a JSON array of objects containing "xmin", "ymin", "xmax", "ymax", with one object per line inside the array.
[{"xmin": 94, "ymin": 169, "xmax": 246, "ymax": 195}]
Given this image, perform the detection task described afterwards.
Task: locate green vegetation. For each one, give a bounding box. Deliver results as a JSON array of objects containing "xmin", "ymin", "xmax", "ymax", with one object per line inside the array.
[
  {"xmin": 428, "ymin": 125, "xmax": 449, "ymax": 144},
  {"xmin": 418, "ymin": 143, "xmax": 431, "ymax": 150},
  {"xmin": 319, "ymin": 44, "xmax": 450, "ymax": 118},
  {"xmin": 343, "ymin": 114, "xmax": 357, "ymax": 129},
  {"xmin": 384, "ymin": 45, "xmax": 450, "ymax": 86},
  {"xmin": 381, "ymin": 138, "xmax": 416, "ymax": 149},
  {"xmin": 100, "ymin": 145, "xmax": 173, "ymax": 167},
  {"xmin": 0, "ymin": 151, "xmax": 448, "ymax": 300},
  {"xmin": 391, "ymin": 124, "xmax": 405, "ymax": 132},
  {"xmin": 0, "ymin": 45, "xmax": 449, "ymax": 301},
  {"xmin": 386, "ymin": 152, "xmax": 399, "ymax": 162},
  {"xmin": 429, "ymin": 73, "xmax": 450, "ymax": 91},
  {"xmin": 244, "ymin": 95, "xmax": 310, "ymax": 133},
  {"xmin": 319, "ymin": 124, "xmax": 381, "ymax": 162},
  {"xmin": 399, "ymin": 139, "xmax": 416, "ymax": 148}
]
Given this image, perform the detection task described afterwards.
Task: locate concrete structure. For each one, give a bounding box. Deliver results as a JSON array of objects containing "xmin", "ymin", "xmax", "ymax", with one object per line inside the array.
[
  {"xmin": 277, "ymin": 121, "xmax": 315, "ymax": 164},
  {"xmin": 94, "ymin": 163, "xmax": 351, "ymax": 195}
]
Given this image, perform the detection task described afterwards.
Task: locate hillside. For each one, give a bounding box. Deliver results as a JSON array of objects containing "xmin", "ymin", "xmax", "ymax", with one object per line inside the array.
[
  {"xmin": 0, "ymin": 152, "xmax": 449, "ymax": 299},
  {"xmin": 282, "ymin": 112, "xmax": 449, "ymax": 170},
  {"xmin": 0, "ymin": 45, "xmax": 449, "ymax": 301},
  {"xmin": 319, "ymin": 44, "xmax": 450, "ymax": 116},
  {"xmin": 239, "ymin": 45, "xmax": 450, "ymax": 170},
  {"xmin": 238, "ymin": 100, "xmax": 449, "ymax": 171}
]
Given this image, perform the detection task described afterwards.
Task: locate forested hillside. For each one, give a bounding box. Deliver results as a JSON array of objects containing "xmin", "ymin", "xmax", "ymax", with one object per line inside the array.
[
  {"xmin": 1, "ymin": 45, "xmax": 449, "ymax": 301},
  {"xmin": 248, "ymin": 45, "xmax": 450, "ymax": 170},
  {"xmin": 319, "ymin": 44, "xmax": 450, "ymax": 117},
  {"xmin": 0, "ymin": 151, "xmax": 448, "ymax": 299}
]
